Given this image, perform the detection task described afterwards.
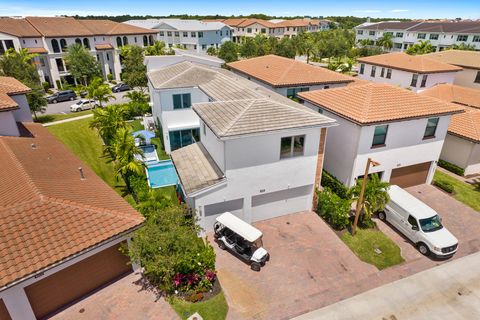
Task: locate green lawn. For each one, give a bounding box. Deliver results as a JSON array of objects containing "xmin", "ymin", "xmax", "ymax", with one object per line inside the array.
[
  {"xmin": 35, "ymin": 110, "xmax": 93, "ymax": 123},
  {"xmin": 170, "ymin": 292, "xmax": 228, "ymax": 320},
  {"xmin": 341, "ymin": 229, "xmax": 404, "ymax": 270},
  {"xmin": 129, "ymin": 119, "xmax": 145, "ymax": 132},
  {"xmin": 433, "ymin": 170, "xmax": 480, "ymax": 212},
  {"xmin": 151, "ymin": 137, "xmax": 170, "ymax": 160},
  {"xmin": 47, "ymin": 118, "xmax": 130, "ymax": 200}
]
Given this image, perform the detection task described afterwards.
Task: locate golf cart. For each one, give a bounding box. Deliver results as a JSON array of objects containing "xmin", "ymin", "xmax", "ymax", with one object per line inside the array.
[{"xmin": 214, "ymin": 212, "xmax": 269, "ymax": 271}]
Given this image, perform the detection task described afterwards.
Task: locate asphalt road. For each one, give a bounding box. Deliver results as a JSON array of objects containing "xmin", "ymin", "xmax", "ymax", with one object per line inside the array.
[{"xmin": 44, "ymin": 90, "xmax": 132, "ymax": 115}]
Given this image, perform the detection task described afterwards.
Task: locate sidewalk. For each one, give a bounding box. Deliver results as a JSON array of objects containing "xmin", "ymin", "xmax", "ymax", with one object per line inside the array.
[
  {"xmin": 294, "ymin": 251, "xmax": 480, "ymax": 320},
  {"xmin": 43, "ymin": 113, "xmax": 93, "ymax": 127}
]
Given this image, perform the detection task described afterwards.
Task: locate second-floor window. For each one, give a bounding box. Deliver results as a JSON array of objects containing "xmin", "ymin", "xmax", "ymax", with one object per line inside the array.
[
  {"xmin": 473, "ymin": 35, "xmax": 480, "ymax": 43},
  {"xmin": 420, "ymin": 74, "xmax": 428, "ymax": 87},
  {"xmin": 395, "ymin": 32, "xmax": 403, "ymax": 37},
  {"xmin": 417, "ymin": 33, "xmax": 426, "ymax": 39},
  {"xmin": 286, "ymin": 87, "xmax": 309, "ymax": 99},
  {"xmin": 359, "ymin": 63, "xmax": 365, "ymax": 74},
  {"xmin": 123, "ymin": 36, "xmax": 128, "ymax": 45},
  {"xmin": 183, "ymin": 32, "xmax": 188, "ymax": 37},
  {"xmin": 55, "ymin": 58, "xmax": 65, "ymax": 72},
  {"xmin": 159, "ymin": 31, "xmax": 165, "ymax": 36},
  {"xmin": 83, "ymin": 38, "xmax": 90, "ymax": 50},
  {"xmin": 172, "ymin": 93, "xmax": 191, "ymax": 109},
  {"xmin": 191, "ymin": 32, "xmax": 196, "ymax": 37},
  {"xmin": 423, "ymin": 117, "xmax": 439, "ymax": 139},
  {"xmin": 60, "ymin": 39, "xmax": 67, "ymax": 52},
  {"xmin": 410, "ymin": 74, "xmax": 418, "ymax": 87},
  {"xmin": 429, "ymin": 34, "xmax": 439, "ymax": 40},
  {"xmin": 143, "ymin": 35, "xmax": 148, "ymax": 46},
  {"xmin": 280, "ymin": 135, "xmax": 305, "ymax": 159},
  {"xmin": 116, "ymin": 37, "xmax": 122, "ymax": 47},
  {"xmin": 380, "ymin": 67, "xmax": 385, "ymax": 77},
  {"xmin": 386, "ymin": 68, "xmax": 392, "ymax": 79},
  {"xmin": 261, "ymin": 28, "xmax": 266, "ymax": 33},
  {"xmin": 457, "ymin": 35, "xmax": 468, "ymax": 42},
  {"xmin": 174, "ymin": 32, "xmax": 179, "ymax": 37},
  {"xmin": 369, "ymin": 31, "xmax": 375, "ymax": 36},
  {"xmin": 357, "ymin": 30, "xmax": 363, "ymax": 35},
  {"xmin": 198, "ymin": 32, "xmax": 203, "ymax": 38},
  {"xmin": 475, "ymin": 71, "xmax": 480, "ymax": 84},
  {"xmin": 370, "ymin": 65, "xmax": 376, "ymax": 77},
  {"xmin": 372, "ymin": 125, "xmax": 388, "ymax": 147},
  {"xmin": 247, "ymin": 28, "xmax": 252, "ymax": 33},
  {"xmin": 167, "ymin": 31, "xmax": 172, "ymax": 37}
]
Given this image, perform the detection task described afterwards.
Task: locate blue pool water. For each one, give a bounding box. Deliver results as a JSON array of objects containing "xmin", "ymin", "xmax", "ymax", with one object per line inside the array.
[{"xmin": 146, "ymin": 160, "xmax": 179, "ymax": 188}]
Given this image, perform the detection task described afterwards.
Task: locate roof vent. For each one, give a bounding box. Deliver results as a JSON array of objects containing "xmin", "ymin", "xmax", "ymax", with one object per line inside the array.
[
  {"xmin": 78, "ymin": 167, "xmax": 86, "ymax": 180},
  {"xmin": 31, "ymin": 143, "xmax": 37, "ymax": 149}
]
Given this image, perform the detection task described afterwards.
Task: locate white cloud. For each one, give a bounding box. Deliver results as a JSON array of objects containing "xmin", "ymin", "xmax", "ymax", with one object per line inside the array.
[
  {"xmin": 353, "ymin": 9, "xmax": 382, "ymax": 13},
  {"xmin": 390, "ymin": 9, "xmax": 409, "ymax": 13}
]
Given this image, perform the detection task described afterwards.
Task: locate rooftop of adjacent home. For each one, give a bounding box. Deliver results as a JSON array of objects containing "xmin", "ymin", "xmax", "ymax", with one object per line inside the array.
[
  {"xmin": 227, "ymin": 54, "xmax": 354, "ymax": 87},
  {"xmin": 0, "ymin": 76, "xmax": 31, "ymax": 111},
  {"xmin": 359, "ymin": 20, "xmax": 480, "ymax": 33},
  {"xmin": 357, "ymin": 52, "xmax": 463, "ymax": 74},
  {"xmin": 298, "ymin": 82, "xmax": 464, "ymax": 125},
  {"xmin": 0, "ymin": 122, "xmax": 144, "ymax": 290},
  {"xmin": 425, "ymin": 50, "xmax": 480, "ymax": 70},
  {"xmin": 420, "ymin": 84, "xmax": 480, "ymax": 143},
  {"xmin": 125, "ymin": 19, "xmax": 228, "ymax": 31}
]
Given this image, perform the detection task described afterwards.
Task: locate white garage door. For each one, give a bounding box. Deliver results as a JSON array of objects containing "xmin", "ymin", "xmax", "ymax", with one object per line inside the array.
[
  {"xmin": 204, "ymin": 198, "xmax": 244, "ymax": 231},
  {"xmin": 251, "ymin": 185, "xmax": 312, "ymax": 222}
]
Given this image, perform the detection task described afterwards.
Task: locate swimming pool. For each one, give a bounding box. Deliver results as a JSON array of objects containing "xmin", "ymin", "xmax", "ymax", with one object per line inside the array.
[{"xmin": 146, "ymin": 160, "xmax": 179, "ymax": 188}]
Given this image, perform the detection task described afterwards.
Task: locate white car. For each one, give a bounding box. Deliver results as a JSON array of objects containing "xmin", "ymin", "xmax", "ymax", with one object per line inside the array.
[
  {"xmin": 69, "ymin": 99, "xmax": 98, "ymax": 112},
  {"xmin": 379, "ymin": 185, "xmax": 458, "ymax": 258}
]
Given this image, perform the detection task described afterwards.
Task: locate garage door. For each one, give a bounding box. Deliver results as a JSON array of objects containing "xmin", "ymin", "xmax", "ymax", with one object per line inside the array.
[
  {"xmin": 25, "ymin": 243, "xmax": 131, "ymax": 319},
  {"xmin": 390, "ymin": 162, "xmax": 431, "ymax": 188},
  {"xmin": 0, "ymin": 299, "xmax": 11, "ymax": 320},
  {"xmin": 204, "ymin": 198, "xmax": 244, "ymax": 231},
  {"xmin": 251, "ymin": 185, "xmax": 312, "ymax": 222}
]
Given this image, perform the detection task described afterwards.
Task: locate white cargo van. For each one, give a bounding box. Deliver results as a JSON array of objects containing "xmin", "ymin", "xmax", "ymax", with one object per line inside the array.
[{"xmin": 379, "ymin": 185, "xmax": 458, "ymax": 258}]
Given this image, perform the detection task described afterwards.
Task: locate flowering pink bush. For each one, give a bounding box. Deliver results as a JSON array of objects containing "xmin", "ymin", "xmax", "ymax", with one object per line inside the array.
[{"xmin": 205, "ymin": 270, "xmax": 216, "ymax": 282}]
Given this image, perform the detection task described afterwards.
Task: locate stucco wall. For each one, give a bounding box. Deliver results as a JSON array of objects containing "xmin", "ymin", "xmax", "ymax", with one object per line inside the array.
[
  {"xmin": 0, "ymin": 112, "xmax": 20, "ymax": 136},
  {"xmin": 441, "ymin": 133, "xmax": 480, "ymax": 175},
  {"xmin": 453, "ymin": 68, "xmax": 480, "ymax": 89},
  {"xmin": 11, "ymin": 94, "xmax": 33, "ymax": 123}
]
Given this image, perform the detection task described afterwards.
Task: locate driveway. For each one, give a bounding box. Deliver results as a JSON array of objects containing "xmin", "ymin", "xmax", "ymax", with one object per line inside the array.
[
  {"xmin": 44, "ymin": 91, "xmax": 131, "ymax": 115},
  {"xmin": 50, "ymin": 272, "xmax": 178, "ymax": 320}
]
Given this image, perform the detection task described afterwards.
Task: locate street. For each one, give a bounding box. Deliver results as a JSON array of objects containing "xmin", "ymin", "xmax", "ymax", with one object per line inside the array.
[{"xmin": 44, "ymin": 90, "xmax": 132, "ymax": 115}]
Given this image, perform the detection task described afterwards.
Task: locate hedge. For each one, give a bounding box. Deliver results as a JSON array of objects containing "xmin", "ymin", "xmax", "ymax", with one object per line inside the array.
[
  {"xmin": 438, "ymin": 159, "xmax": 465, "ymax": 176},
  {"xmin": 433, "ymin": 180, "xmax": 455, "ymax": 194},
  {"xmin": 321, "ymin": 170, "xmax": 349, "ymax": 199}
]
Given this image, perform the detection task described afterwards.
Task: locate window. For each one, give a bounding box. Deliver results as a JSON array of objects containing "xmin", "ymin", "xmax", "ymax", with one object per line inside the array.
[
  {"xmin": 172, "ymin": 93, "xmax": 191, "ymax": 109},
  {"xmin": 429, "ymin": 34, "xmax": 439, "ymax": 40},
  {"xmin": 286, "ymin": 87, "xmax": 309, "ymax": 99},
  {"xmin": 369, "ymin": 31, "xmax": 375, "ymax": 36},
  {"xmin": 169, "ymin": 128, "xmax": 200, "ymax": 151},
  {"xmin": 83, "ymin": 38, "xmax": 90, "ymax": 49},
  {"xmin": 134, "ymin": 37, "xmax": 137, "ymax": 43},
  {"xmin": 372, "ymin": 125, "xmax": 388, "ymax": 147},
  {"xmin": 143, "ymin": 36, "xmax": 148, "ymax": 46},
  {"xmin": 359, "ymin": 63, "xmax": 365, "ymax": 74},
  {"xmin": 202, "ymin": 44, "xmax": 206, "ymax": 50},
  {"xmin": 473, "ymin": 35, "xmax": 480, "ymax": 43},
  {"xmin": 280, "ymin": 135, "xmax": 305, "ymax": 159},
  {"xmin": 59, "ymin": 39, "xmax": 67, "ymax": 52},
  {"xmin": 410, "ymin": 74, "xmax": 418, "ymax": 87},
  {"xmin": 198, "ymin": 32, "xmax": 203, "ymax": 38},
  {"xmin": 384, "ymin": 32, "xmax": 393, "ymax": 36},
  {"xmin": 475, "ymin": 71, "xmax": 480, "ymax": 84},
  {"xmin": 183, "ymin": 32, "xmax": 188, "ymax": 37},
  {"xmin": 394, "ymin": 43, "xmax": 402, "ymax": 49},
  {"xmin": 123, "ymin": 36, "xmax": 128, "ymax": 45},
  {"xmin": 75, "ymin": 38, "xmax": 82, "ymax": 45},
  {"xmin": 380, "ymin": 67, "xmax": 385, "ymax": 78},
  {"xmin": 457, "ymin": 35, "xmax": 468, "ymax": 42},
  {"xmin": 191, "ymin": 32, "xmax": 196, "ymax": 37},
  {"xmin": 420, "ymin": 74, "xmax": 428, "ymax": 87},
  {"xmin": 116, "ymin": 37, "xmax": 122, "ymax": 47},
  {"xmin": 395, "ymin": 32, "xmax": 403, "ymax": 37},
  {"xmin": 247, "ymin": 28, "xmax": 252, "ymax": 33},
  {"xmin": 424, "ymin": 117, "xmax": 439, "ymax": 138},
  {"xmin": 55, "ymin": 58, "xmax": 65, "ymax": 72},
  {"xmin": 167, "ymin": 31, "xmax": 172, "ymax": 37},
  {"xmin": 417, "ymin": 33, "xmax": 426, "ymax": 39},
  {"xmin": 386, "ymin": 68, "xmax": 392, "ymax": 79},
  {"xmin": 357, "ymin": 30, "xmax": 364, "ymax": 35},
  {"xmin": 3, "ymin": 40, "xmax": 14, "ymax": 50},
  {"xmin": 39, "ymin": 57, "xmax": 45, "ymax": 67},
  {"xmin": 324, "ymin": 85, "xmax": 329, "ymax": 89},
  {"xmin": 408, "ymin": 215, "xmax": 418, "ymax": 228},
  {"xmin": 202, "ymin": 122, "xmax": 206, "ymax": 136},
  {"xmin": 370, "ymin": 65, "xmax": 376, "ymax": 77},
  {"xmin": 261, "ymin": 28, "xmax": 266, "ymax": 33},
  {"xmin": 106, "ymin": 53, "xmax": 110, "ymax": 61},
  {"xmin": 159, "ymin": 31, "xmax": 165, "ymax": 36},
  {"xmin": 149, "ymin": 35, "xmax": 154, "ymax": 45},
  {"xmin": 174, "ymin": 32, "xmax": 179, "ymax": 37}
]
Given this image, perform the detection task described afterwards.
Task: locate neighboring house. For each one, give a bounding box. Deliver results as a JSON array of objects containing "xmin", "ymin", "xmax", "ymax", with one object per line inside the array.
[
  {"xmin": 299, "ymin": 83, "xmax": 463, "ymax": 188},
  {"xmin": 0, "ymin": 16, "xmax": 157, "ymax": 88},
  {"xmin": 420, "ymin": 84, "xmax": 480, "ymax": 176},
  {"xmin": 355, "ymin": 20, "xmax": 480, "ymax": 52},
  {"xmin": 145, "ymin": 48, "xmax": 225, "ymax": 70},
  {"xmin": 0, "ymin": 77, "xmax": 144, "ymax": 320},
  {"xmin": 171, "ymin": 97, "xmax": 335, "ymax": 231},
  {"xmin": 357, "ymin": 52, "xmax": 462, "ymax": 92},
  {"xmin": 227, "ymin": 54, "xmax": 354, "ymax": 99},
  {"xmin": 124, "ymin": 19, "xmax": 231, "ymax": 52},
  {"xmin": 207, "ymin": 18, "xmax": 330, "ymax": 42},
  {"xmin": 425, "ymin": 50, "xmax": 480, "ymax": 89}
]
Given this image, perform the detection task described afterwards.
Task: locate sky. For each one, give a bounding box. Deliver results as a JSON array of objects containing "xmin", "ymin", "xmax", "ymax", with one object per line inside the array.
[{"xmin": 0, "ymin": 0, "xmax": 479, "ymax": 20}]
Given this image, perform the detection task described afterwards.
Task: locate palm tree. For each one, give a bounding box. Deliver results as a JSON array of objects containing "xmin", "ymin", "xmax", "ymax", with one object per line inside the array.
[
  {"xmin": 406, "ymin": 40, "xmax": 435, "ymax": 55},
  {"xmin": 105, "ymin": 127, "xmax": 145, "ymax": 194},
  {"xmin": 90, "ymin": 104, "xmax": 128, "ymax": 143},
  {"xmin": 349, "ymin": 174, "xmax": 390, "ymax": 224},
  {"xmin": 449, "ymin": 43, "xmax": 476, "ymax": 51},
  {"xmin": 377, "ymin": 33, "xmax": 394, "ymax": 51},
  {"xmin": 359, "ymin": 39, "xmax": 374, "ymax": 47},
  {"xmin": 124, "ymin": 90, "xmax": 149, "ymax": 104},
  {"xmin": 86, "ymin": 77, "xmax": 115, "ymax": 107}
]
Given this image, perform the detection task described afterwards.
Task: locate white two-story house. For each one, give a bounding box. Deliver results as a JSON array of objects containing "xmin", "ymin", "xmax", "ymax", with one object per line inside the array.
[
  {"xmin": 125, "ymin": 19, "xmax": 231, "ymax": 52},
  {"xmin": 170, "ymin": 97, "xmax": 335, "ymax": 231},
  {"xmin": 299, "ymin": 83, "xmax": 463, "ymax": 188},
  {"xmin": 357, "ymin": 52, "xmax": 462, "ymax": 92}
]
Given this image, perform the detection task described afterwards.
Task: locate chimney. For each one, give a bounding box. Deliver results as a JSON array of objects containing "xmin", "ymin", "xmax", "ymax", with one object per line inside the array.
[{"xmin": 78, "ymin": 167, "xmax": 86, "ymax": 180}]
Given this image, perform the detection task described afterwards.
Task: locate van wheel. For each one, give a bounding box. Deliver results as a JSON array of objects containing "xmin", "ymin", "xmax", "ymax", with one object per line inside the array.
[
  {"xmin": 266, "ymin": 253, "xmax": 270, "ymax": 261},
  {"xmin": 378, "ymin": 211, "xmax": 386, "ymax": 221},
  {"xmin": 218, "ymin": 241, "xmax": 226, "ymax": 250},
  {"xmin": 417, "ymin": 242, "xmax": 430, "ymax": 256},
  {"xmin": 251, "ymin": 262, "xmax": 261, "ymax": 272}
]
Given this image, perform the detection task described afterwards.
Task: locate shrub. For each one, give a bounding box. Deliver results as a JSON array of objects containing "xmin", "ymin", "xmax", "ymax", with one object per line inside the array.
[
  {"xmin": 317, "ymin": 188, "xmax": 351, "ymax": 230},
  {"xmin": 438, "ymin": 159, "xmax": 465, "ymax": 176},
  {"xmin": 206, "ymin": 47, "xmax": 217, "ymax": 56},
  {"xmin": 42, "ymin": 81, "xmax": 50, "ymax": 91},
  {"xmin": 107, "ymin": 73, "xmax": 114, "ymax": 81},
  {"xmin": 111, "ymin": 80, "xmax": 117, "ymax": 85},
  {"xmin": 55, "ymin": 79, "xmax": 62, "ymax": 89},
  {"xmin": 433, "ymin": 180, "xmax": 455, "ymax": 194},
  {"xmin": 321, "ymin": 170, "xmax": 349, "ymax": 199}
]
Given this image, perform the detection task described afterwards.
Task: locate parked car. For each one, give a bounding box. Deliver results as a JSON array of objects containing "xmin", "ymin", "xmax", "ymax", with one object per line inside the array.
[
  {"xmin": 214, "ymin": 212, "xmax": 269, "ymax": 271},
  {"xmin": 70, "ymin": 99, "xmax": 99, "ymax": 112},
  {"xmin": 47, "ymin": 90, "xmax": 77, "ymax": 104},
  {"xmin": 112, "ymin": 83, "xmax": 131, "ymax": 93},
  {"xmin": 379, "ymin": 185, "xmax": 458, "ymax": 258}
]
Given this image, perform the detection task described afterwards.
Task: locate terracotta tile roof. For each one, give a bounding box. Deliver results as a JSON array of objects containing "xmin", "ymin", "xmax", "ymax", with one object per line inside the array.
[
  {"xmin": 0, "ymin": 17, "xmax": 41, "ymax": 37},
  {"xmin": 78, "ymin": 19, "xmax": 158, "ymax": 35},
  {"xmin": 420, "ymin": 84, "xmax": 480, "ymax": 109},
  {"xmin": 95, "ymin": 44, "xmax": 114, "ymax": 50},
  {"xmin": 276, "ymin": 19, "xmax": 320, "ymax": 27},
  {"xmin": 215, "ymin": 18, "xmax": 247, "ymax": 27},
  {"xmin": 357, "ymin": 52, "xmax": 462, "ymax": 74},
  {"xmin": 25, "ymin": 16, "xmax": 94, "ymax": 37},
  {"xmin": 237, "ymin": 19, "xmax": 277, "ymax": 28},
  {"xmin": 419, "ymin": 84, "xmax": 480, "ymax": 142},
  {"xmin": 425, "ymin": 50, "xmax": 480, "ymax": 70},
  {"xmin": 0, "ymin": 123, "xmax": 144, "ymax": 289},
  {"xmin": 0, "ymin": 77, "xmax": 31, "ymax": 111},
  {"xmin": 193, "ymin": 98, "xmax": 335, "ymax": 139},
  {"xmin": 25, "ymin": 47, "xmax": 48, "ymax": 54},
  {"xmin": 299, "ymin": 83, "xmax": 464, "ymax": 125},
  {"xmin": 227, "ymin": 55, "xmax": 354, "ymax": 87},
  {"xmin": 171, "ymin": 142, "xmax": 225, "ymax": 195}
]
